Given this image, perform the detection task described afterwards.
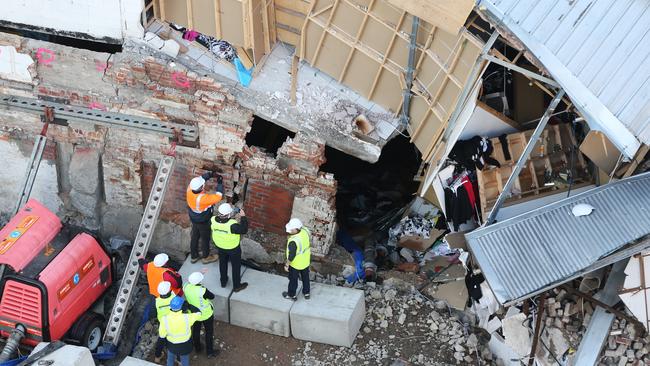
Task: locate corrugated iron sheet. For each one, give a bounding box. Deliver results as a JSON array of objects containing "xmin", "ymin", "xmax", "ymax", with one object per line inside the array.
[
  {"xmin": 481, "ymin": 0, "xmax": 650, "ymax": 148},
  {"xmin": 467, "ymin": 172, "xmax": 650, "ymax": 304}
]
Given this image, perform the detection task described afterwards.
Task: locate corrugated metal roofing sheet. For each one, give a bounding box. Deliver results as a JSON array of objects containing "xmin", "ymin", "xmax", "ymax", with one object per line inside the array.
[
  {"xmin": 467, "ymin": 172, "xmax": 650, "ymax": 304},
  {"xmin": 480, "ymin": 0, "xmax": 650, "ymax": 157}
]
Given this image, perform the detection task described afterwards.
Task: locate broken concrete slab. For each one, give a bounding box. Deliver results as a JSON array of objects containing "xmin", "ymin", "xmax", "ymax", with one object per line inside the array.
[
  {"xmin": 230, "ymin": 268, "xmax": 298, "ymax": 337},
  {"xmin": 290, "ymin": 283, "xmax": 365, "ymax": 347},
  {"xmin": 241, "ymin": 237, "xmax": 272, "ymax": 264},
  {"xmin": 178, "ymin": 256, "xmax": 246, "ymax": 322},
  {"xmin": 502, "ymin": 312, "xmax": 531, "ymax": 357},
  {"xmin": 120, "ymin": 356, "xmax": 160, "ymax": 366},
  {"xmin": 30, "ymin": 343, "xmax": 94, "ymax": 365}
]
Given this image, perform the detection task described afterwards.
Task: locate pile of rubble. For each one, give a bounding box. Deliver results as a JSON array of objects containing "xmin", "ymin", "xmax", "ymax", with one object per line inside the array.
[
  {"xmin": 293, "ymin": 282, "xmax": 494, "ymax": 365},
  {"xmin": 477, "ymin": 286, "xmax": 650, "ymax": 365}
]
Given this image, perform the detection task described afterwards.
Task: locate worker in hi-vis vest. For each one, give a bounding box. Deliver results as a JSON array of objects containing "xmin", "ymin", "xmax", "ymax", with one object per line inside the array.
[
  {"xmin": 186, "ymin": 171, "xmax": 223, "ymax": 264},
  {"xmin": 139, "ymin": 253, "xmax": 183, "ymax": 297},
  {"xmin": 153, "ymin": 281, "xmax": 176, "ymax": 364},
  {"xmin": 183, "ymin": 272, "xmax": 219, "ymax": 359},
  {"xmin": 211, "ymin": 203, "xmax": 249, "ymax": 292},
  {"xmin": 159, "ymin": 296, "xmax": 201, "ymax": 366},
  {"xmin": 282, "ymin": 218, "xmax": 311, "ymax": 300}
]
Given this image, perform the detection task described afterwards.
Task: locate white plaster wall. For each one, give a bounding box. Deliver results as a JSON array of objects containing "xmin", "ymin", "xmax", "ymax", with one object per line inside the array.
[
  {"xmin": 0, "ymin": 139, "xmax": 63, "ymax": 216},
  {"xmin": 0, "ymin": 0, "xmax": 144, "ymax": 41}
]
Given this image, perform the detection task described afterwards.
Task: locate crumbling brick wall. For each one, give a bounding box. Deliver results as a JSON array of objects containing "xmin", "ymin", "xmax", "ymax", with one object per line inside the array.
[{"xmin": 0, "ymin": 33, "xmax": 338, "ymax": 260}]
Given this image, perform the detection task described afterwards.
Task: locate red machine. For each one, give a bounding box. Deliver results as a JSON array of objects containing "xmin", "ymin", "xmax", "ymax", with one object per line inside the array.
[{"xmin": 0, "ymin": 199, "xmax": 113, "ymax": 351}]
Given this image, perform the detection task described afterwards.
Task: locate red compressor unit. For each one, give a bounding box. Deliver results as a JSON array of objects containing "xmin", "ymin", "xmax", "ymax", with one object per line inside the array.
[{"xmin": 0, "ymin": 199, "xmax": 113, "ymax": 353}]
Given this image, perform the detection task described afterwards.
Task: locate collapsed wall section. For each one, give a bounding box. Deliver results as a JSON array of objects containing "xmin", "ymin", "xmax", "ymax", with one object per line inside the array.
[{"xmin": 0, "ymin": 32, "xmax": 337, "ymax": 260}]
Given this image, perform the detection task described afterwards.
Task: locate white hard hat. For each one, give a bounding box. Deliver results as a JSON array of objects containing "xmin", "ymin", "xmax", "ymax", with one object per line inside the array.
[
  {"xmin": 189, "ymin": 176, "xmax": 206, "ymax": 191},
  {"xmin": 285, "ymin": 218, "xmax": 303, "ymax": 233},
  {"xmin": 218, "ymin": 203, "xmax": 233, "ymax": 216},
  {"xmin": 188, "ymin": 272, "xmax": 204, "ymax": 285},
  {"xmin": 157, "ymin": 281, "xmax": 171, "ymax": 296},
  {"xmin": 153, "ymin": 253, "xmax": 169, "ymax": 267}
]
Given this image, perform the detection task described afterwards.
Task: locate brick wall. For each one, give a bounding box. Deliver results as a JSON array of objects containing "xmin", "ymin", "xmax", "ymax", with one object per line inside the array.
[{"xmin": 244, "ymin": 180, "xmax": 295, "ymax": 235}]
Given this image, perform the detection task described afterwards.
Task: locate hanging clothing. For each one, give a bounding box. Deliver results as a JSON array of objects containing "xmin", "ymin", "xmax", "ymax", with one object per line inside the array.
[
  {"xmin": 444, "ymin": 186, "xmax": 473, "ymax": 231},
  {"xmin": 449, "ymin": 136, "xmax": 501, "ymax": 171}
]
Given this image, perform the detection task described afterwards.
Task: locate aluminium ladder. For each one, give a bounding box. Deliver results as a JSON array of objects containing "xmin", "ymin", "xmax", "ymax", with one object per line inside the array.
[{"xmin": 13, "ymin": 135, "xmax": 47, "ymax": 216}]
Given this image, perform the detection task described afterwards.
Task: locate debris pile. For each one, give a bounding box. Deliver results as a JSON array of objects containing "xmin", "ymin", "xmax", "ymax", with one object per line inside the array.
[
  {"xmin": 293, "ymin": 282, "xmax": 494, "ymax": 365},
  {"xmin": 389, "ymin": 215, "xmax": 438, "ymax": 243}
]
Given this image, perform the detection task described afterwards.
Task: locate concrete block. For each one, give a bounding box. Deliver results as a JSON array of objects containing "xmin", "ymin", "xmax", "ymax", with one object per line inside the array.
[
  {"xmin": 30, "ymin": 343, "xmax": 94, "ymax": 365},
  {"xmin": 120, "ymin": 356, "xmax": 160, "ymax": 366},
  {"xmin": 230, "ymin": 269, "xmax": 298, "ymax": 337},
  {"xmin": 290, "ymin": 283, "xmax": 365, "ymax": 347},
  {"xmin": 178, "ymin": 256, "xmax": 246, "ymax": 322}
]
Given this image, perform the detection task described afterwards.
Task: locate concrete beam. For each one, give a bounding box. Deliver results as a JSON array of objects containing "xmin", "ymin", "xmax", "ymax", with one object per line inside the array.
[
  {"xmin": 290, "ymin": 283, "xmax": 365, "ymax": 347},
  {"xmin": 178, "ymin": 256, "xmax": 246, "ymax": 323},
  {"xmin": 230, "ymin": 269, "xmax": 298, "ymax": 337}
]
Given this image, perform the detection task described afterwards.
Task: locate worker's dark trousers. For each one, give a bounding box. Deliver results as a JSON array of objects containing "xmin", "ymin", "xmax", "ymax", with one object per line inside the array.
[
  {"xmin": 191, "ymin": 315, "xmax": 214, "ymax": 354},
  {"xmin": 288, "ymin": 267, "xmax": 310, "ymax": 296},
  {"xmin": 218, "ymin": 246, "xmax": 242, "ymax": 287},
  {"xmin": 190, "ymin": 221, "xmax": 211, "ymax": 259}
]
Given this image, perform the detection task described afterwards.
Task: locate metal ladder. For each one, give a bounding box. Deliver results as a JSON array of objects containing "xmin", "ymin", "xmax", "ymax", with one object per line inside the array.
[
  {"xmin": 102, "ymin": 155, "xmax": 175, "ymax": 347},
  {"xmin": 13, "ymin": 135, "xmax": 47, "ymax": 216}
]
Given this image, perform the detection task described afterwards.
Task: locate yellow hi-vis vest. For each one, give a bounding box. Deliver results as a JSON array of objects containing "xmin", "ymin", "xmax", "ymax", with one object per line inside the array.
[
  {"xmin": 287, "ymin": 228, "xmax": 311, "ymax": 270},
  {"xmin": 155, "ymin": 293, "xmax": 176, "ymax": 322},
  {"xmin": 183, "ymin": 283, "xmax": 213, "ymax": 321},
  {"xmin": 211, "ymin": 217, "xmax": 241, "ymax": 250},
  {"xmin": 159, "ymin": 312, "xmax": 200, "ymax": 344}
]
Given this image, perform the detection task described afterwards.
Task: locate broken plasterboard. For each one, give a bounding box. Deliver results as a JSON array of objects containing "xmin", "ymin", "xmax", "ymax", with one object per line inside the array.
[
  {"xmin": 579, "ymin": 130, "xmax": 622, "ymax": 175},
  {"xmin": 0, "ymin": 46, "xmax": 34, "ymax": 83},
  {"xmin": 432, "ymin": 280, "xmax": 467, "ymax": 310},
  {"xmin": 619, "ymin": 252, "xmax": 650, "ymax": 331}
]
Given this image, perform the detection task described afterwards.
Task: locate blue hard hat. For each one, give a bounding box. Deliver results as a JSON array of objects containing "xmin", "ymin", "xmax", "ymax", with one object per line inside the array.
[{"xmin": 170, "ymin": 296, "xmax": 184, "ymax": 311}]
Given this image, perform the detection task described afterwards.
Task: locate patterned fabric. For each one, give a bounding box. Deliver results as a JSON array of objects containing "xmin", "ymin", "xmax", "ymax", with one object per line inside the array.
[
  {"xmin": 195, "ymin": 34, "xmax": 237, "ymax": 62},
  {"xmin": 169, "ymin": 22, "xmax": 237, "ymax": 62}
]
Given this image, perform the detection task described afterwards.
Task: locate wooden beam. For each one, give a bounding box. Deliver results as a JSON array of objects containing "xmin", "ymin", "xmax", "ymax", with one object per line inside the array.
[
  {"xmin": 368, "ymin": 11, "xmax": 405, "ymax": 100},
  {"xmin": 214, "ymin": 0, "xmax": 222, "ymax": 38},
  {"xmin": 186, "ymin": 0, "xmax": 193, "ymax": 28},
  {"xmin": 527, "ymin": 293, "xmax": 546, "ymax": 366},
  {"xmin": 311, "ymin": 0, "xmax": 340, "ymax": 68},
  {"xmin": 387, "ymin": 0, "xmax": 474, "ymax": 35},
  {"xmin": 622, "ymin": 144, "xmax": 649, "ymax": 178},
  {"xmin": 262, "ymin": 0, "xmax": 272, "ymax": 54},
  {"xmin": 291, "ymin": 54, "xmax": 299, "ymax": 106},
  {"xmin": 339, "ymin": 0, "xmax": 375, "ymax": 83},
  {"xmin": 299, "ymin": 1, "xmax": 317, "ymax": 60}
]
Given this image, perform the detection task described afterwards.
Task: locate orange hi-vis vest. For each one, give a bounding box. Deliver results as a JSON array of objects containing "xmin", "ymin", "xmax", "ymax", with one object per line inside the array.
[
  {"xmin": 186, "ymin": 187, "xmax": 222, "ymax": 214},
  {"xmin": 146, "ymin": 264, "xmax": 180, "ymax": 297}
]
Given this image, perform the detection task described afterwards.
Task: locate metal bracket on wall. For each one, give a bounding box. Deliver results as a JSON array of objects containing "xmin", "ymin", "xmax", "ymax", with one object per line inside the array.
[{"xmin": 0, "ymin": 94, "xmax": 198, "ymax": 142}]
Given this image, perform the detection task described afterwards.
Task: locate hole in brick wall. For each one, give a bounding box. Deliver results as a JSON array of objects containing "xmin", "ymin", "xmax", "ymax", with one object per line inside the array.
[
  {"xmin": 0, "ymin": 25, "xmax": 123, "ymax": 53},
  {"xmin": 321, "ymin": 135, "xmax": 421, "ymax": 236},
  {"xmin": 245, "ymin": 115, "xmax": 295, "ymax": 157}
]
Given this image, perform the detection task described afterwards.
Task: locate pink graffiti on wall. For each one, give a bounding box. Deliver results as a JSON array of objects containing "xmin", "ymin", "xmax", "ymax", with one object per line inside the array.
[
  {"xmin": 36, "ymin": 48, "xmax": 55, "ymax": 65},
  {"xmin": 171, "ymin": 72, "xmax": 191, "ymax": 89}
]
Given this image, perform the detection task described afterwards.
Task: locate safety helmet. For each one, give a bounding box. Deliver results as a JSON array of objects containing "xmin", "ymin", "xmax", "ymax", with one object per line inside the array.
[
  {"xmin": 153, "ymin": 253, "xmax": 169, "ymax": 267},
  {"xmin": 217, "ymin": 203, "xmax": 233, "ymax": 216},
  {"xmin": 189, "ymin": 176, "xmax": 206, "ymax": 191},
  {"xmin": 188, "ymin": 272, "xmax": 204, "ymax": 285},
  {"xmin": 170, "ymin": 296, "xmax": 184, "ymax": 311},
  {"xmin": 285, "ymin": 218, "xmax": 303, "ymax": 233},
  {"xmin": 157, "ymin": 281, "xmax": 171, "ymax": 296}
]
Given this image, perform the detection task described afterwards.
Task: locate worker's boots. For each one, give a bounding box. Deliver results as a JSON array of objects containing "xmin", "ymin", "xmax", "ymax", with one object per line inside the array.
[
  {"xmin": 202, "ymin": 253, "xmax": 219, "ymax": 264},
  {"xmin": 282, "ymin": 291, "xmax": 297, "ymax": 301}
]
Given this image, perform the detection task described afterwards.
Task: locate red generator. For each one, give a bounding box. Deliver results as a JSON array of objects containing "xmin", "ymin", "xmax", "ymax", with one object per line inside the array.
[{"xmin": 0, "ymin": 199, "xmax": 113, "ymax": 351}]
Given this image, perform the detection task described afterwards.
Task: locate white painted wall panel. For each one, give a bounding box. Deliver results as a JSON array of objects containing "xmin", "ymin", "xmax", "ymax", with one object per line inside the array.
[{"xmin": 0, "ymin": 0, "xmax": 144, "ymax": 41}]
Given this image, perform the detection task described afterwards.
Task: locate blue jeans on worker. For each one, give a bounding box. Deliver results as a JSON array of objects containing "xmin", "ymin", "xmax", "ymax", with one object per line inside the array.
[{"xmin": 167, "ymin": 351, "xmax": 189, "ymax": 366}]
